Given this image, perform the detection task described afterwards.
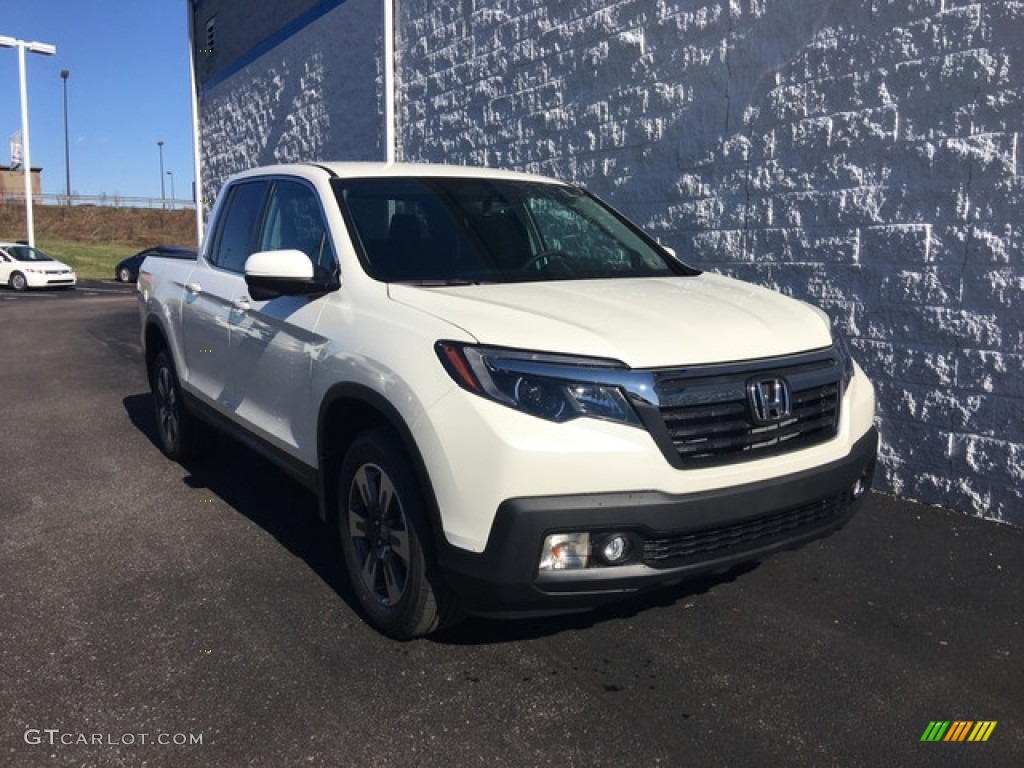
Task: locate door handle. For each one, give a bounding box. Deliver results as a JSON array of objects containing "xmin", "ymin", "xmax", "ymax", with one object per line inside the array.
[
  {"xmin": 185, "ymin": 282, "xmax": 201, "ymax": 294},
  {"xmin": 232, "ymin": 296, "xmax": 251, "ymax": 312}
]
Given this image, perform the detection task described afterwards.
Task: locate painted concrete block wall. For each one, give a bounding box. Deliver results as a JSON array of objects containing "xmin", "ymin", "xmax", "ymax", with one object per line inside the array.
[
  {"xmin": 197, "ymin": 0, "xmax": 385, "ymax": 204},
  {"xmin": 396, "ymin": 0, "xmax": 1023, "ymax": 524}
]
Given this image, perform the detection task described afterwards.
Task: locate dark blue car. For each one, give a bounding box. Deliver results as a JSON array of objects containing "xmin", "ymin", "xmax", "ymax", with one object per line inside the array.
[{"xmin": 115, "ymin": 246, "xmax": 196, "ymax": 283}]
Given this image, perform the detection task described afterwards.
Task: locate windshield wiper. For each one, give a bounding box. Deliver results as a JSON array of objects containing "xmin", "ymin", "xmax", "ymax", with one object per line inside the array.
[{"xmin": 397, "ymin": 278, "xmax": 492, "ymax": 286}]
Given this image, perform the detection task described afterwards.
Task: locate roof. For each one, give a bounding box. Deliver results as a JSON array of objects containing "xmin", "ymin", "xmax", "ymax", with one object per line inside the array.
[{"xmin": 227, "ymin": 162, "xmax": 565, "ymax": 185}]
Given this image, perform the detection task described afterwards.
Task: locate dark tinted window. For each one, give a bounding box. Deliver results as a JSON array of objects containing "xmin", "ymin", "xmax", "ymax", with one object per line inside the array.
[
  {"xmin": 259, "ymin": 180, "xmax": 335, "ymax": 270},
  {"xmin": 209, "ymin": 181, "xmax": 269, "ymax": 273},
  {"xmin": 6, "ymin": 245, "xmax": 54, "ymax": 262},
  {"xmin": 333, "ymin": 177, "xmax": 693, "ymax": 284}
]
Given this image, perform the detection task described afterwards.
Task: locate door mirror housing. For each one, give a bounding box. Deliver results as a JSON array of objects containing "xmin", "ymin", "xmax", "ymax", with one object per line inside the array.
[{"xmin": 244, "ymin": 249, "xmax": 335, "ymax": 300}]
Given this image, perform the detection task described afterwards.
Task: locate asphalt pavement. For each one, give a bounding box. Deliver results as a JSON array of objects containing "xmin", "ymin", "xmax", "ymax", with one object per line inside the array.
[{"xmin": 1, "ymin": 286, "xmax": 1021, "ymax": 767}]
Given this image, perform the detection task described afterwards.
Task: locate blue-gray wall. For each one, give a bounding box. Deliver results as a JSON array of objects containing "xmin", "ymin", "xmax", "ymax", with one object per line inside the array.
[{"xmin": 196, "ymin": 0, "xmax": 385, "ymax": 199}]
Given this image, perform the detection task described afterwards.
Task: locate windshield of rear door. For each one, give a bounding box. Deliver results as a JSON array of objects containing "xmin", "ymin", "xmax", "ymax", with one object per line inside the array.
[{"xmin": 332, "ymin": 176, "xmax": 698, "ymax": 284}]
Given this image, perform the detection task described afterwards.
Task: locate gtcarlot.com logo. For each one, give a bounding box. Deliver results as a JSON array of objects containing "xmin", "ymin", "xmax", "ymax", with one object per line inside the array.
[{"xmin": 24, "ymin": 729, "xmax": 203, "ymax": 747}]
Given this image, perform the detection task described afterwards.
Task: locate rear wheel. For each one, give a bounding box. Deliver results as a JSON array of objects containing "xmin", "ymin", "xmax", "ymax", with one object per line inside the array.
[
  {"xmin": 118, "ymin": 267, "xmax": 132, "ymax": 283},
  {"xmin": 150, "ymin": 349, "xmax": 209, "ymax": 461},
  {"xmin": 10, "ymin": 272, "xmax": 27, "ymax": 292},
  {"xmin": 338, "ymin": 428, "xmax": 459, "ymax": 639}
]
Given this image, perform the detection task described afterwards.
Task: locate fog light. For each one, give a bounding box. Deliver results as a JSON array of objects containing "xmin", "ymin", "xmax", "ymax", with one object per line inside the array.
[
  {"xmin": 539, "ymin": 532, "xmax": 590, "ymax": 570},
  {"xmin": 597, "ymin": 534, "xmax": 632, "ymax": 565}
]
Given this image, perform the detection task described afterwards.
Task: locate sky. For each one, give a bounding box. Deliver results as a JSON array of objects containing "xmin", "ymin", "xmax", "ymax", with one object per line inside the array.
[{"xmin": 0, "ymin": 0, "xmax": 194, "ymax": 201}]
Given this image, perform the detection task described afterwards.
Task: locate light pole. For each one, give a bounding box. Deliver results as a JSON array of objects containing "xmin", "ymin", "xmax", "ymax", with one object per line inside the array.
[
  {"xmin": 60, "ymin": 69, "xmax": 70, "ymax": 205},
  {"xmin": 166, "ymin": 171, "xmax": 175, "ymax": 209},
  {"xmin": 157, "ymin": 140, "xmax": 165, "ymax": 208},
  {"xmin": 0, "ymin": 35, "xmax": 57, "ymax": 247}
]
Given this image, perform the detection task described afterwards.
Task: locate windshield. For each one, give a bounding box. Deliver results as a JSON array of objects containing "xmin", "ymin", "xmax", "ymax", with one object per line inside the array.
[
  {"xmin": 333, "ymin": 177, "xmax": 697, "ymax": 284},
  {"xmin": 5, "ymin": 245, "xmax": 54, "ymax": 262}
]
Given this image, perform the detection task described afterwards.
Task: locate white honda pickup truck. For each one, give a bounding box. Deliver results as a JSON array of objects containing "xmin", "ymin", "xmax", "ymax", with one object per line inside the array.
[{"xmin": 139, "ymin": 162, "xmax": 877, "ymax": 639}]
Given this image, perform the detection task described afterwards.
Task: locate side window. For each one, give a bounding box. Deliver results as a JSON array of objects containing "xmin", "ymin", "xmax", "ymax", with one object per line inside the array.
[
  {"xmin": 208, "ymin": 181, "xmax": 269, "ymax": 273},
  {"xmin": 259, "ymin": 180, "xmax": 335, "ymax": 270}
]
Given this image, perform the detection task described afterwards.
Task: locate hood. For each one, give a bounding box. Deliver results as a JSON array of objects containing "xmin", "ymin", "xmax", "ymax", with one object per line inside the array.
[
  {"xmin": 388, "ymin": 274, "xmax": 832, "ymax": 368},
  {"xmin": 23, "ymin": 259, "xmax": 73, "ymax": 273}
]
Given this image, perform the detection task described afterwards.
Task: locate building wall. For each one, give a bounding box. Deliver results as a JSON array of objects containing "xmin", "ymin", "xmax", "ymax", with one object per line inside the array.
[
  {"xmin": 195, "ymin": 0, "xmax": 385, "ymax": 202},
  {"xmin": 0, "ymin": 167, "xmax": 43, "ymax": 199},
  {"xmin": 394, "ymin": 0, "xmax": 1024, "ymax": 526},
  {"xmin": 195, "ymin": 0, "xmax": 1024, "ymax": 525},
  {"xmin": 192, "ymin": 0, "xmax": 323, "ymax": 85}
]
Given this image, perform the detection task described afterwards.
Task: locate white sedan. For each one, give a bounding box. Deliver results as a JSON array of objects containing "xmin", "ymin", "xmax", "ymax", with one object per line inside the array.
[{"xmin": 0, "ymin": 242, "xmax": 77, "ymax": 291}]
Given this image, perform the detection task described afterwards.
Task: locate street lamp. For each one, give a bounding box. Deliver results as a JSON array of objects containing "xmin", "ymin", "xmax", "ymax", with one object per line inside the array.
[
  {"xmin": 0, "ymin": 35, "xmax": 57, "ymax": 247},
  {"xmin": 166, "ymin": 171, "xmax": 175, "ymax": 209},
  {"xmin": 157, "ymin": 140, "xmax": 165, "ymax": 207},
  {"xmin": 60, "ymin": 69, "xmax": 70, "ymax": 205}
]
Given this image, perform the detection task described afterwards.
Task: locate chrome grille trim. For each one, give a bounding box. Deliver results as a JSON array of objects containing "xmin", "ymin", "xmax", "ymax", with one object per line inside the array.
[{"xmin": 651, "ymin": 349, "xmax": 842, "ymax": 466}]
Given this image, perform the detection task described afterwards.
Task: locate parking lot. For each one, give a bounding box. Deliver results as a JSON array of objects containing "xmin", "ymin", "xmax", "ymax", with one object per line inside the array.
[{"xmin": 1, "ymin": 287, "xmax": 1021, "ymax": 767}]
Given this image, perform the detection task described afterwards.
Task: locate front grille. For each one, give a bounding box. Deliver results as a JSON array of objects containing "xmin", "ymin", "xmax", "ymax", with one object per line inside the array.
[
  {"xmin": 642, "ymin": 492, "xmax": 849, "ymax": 569},
  {"xmin": 654, "ymin": 352, "xmax": 841, "ymax": 466}
]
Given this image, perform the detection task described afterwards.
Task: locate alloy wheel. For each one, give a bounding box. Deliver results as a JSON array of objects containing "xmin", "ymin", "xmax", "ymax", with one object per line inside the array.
[
  {"xmin": 346, "ymin": 463, "xmax": 412, "ymax": 607},
  {"xmin": 155, "ymin": 364, "xmax": 179, "ymax": 450}
]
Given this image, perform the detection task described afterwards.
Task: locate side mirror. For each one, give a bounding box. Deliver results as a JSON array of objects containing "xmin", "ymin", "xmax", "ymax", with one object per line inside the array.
[{"xmin": 244, "ymin": 249, "xmax": 333, "ymax": 300}]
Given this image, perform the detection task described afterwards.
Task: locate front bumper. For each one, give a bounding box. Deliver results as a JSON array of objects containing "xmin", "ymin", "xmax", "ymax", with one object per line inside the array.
[
  {"xmin": 438, "ymin": 427, "xmax": 878, "ymax": 615},
  {"xmin": 26, "ymin": 272, "xmax": 76, "ymax": 288}
]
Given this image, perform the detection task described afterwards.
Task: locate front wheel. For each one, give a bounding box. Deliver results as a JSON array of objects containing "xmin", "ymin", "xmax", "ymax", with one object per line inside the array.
[
  {"xmin": 10, "ymin": 272, "xmax": 27, "ymax": 292},
  {"xmin": 338, "ymin": 428, "xmax": 459, "ymax": 639}
]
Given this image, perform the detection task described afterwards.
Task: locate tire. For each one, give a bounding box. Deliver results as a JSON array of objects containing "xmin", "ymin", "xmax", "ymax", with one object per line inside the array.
[
  {"xmin": 337, "ymin": 428, "xmax": 459, "ymax": 639},
  {"xmin": 118, "ymin": 267, "xmax": 132, "ymax": 283},
  {"xmin": 10, "ymin": 272, "xmax": 27, "ymax": 292},
  {"xmin": 150, "ymin": 348, "xmax": 209, "ymax": 462}
]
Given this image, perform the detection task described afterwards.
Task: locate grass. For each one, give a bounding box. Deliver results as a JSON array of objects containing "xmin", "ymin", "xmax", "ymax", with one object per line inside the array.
[
  {"xmin": 0, "ymin": 204, "xmax": 198, "ymax": 281},
  {"xmin": 34, "ymin": 239, "xmax": 140, "ymax": 281}
]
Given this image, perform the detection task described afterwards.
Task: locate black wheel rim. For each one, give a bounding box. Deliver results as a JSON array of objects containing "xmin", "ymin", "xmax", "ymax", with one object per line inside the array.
[
  {"xmin": 155, "ymin": 364, "xmax": 179, "ymax": 450},
  {"xmin": 347, "ymin": 463, "xmax": 411, "ymax": 607}
]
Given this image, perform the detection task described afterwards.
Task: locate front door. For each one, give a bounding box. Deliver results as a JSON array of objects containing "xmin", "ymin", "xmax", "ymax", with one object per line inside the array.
[
  {"xmin": 181, "ymin": 179, "xmax": 269, "ymax": 411},
  {"xmin": 228, "ymin": 178, "xmax": 337, "ymax": 461}
]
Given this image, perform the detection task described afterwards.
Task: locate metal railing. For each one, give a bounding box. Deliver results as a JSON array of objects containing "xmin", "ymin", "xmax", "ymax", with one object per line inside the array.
[{"xmin": 0, "ymin": 193, "xmax": 196, "ymax": 210}]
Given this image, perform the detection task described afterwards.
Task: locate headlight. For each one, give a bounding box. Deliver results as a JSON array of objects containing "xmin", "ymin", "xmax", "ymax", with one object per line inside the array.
[{"xmin": 435, "ymin": 341, "xmax": 642, "ymax": 426}]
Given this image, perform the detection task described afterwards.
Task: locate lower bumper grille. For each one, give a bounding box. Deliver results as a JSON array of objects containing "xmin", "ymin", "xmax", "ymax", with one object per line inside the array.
[{"xmin": 642, "ymin": 492, "xmax": 849, "ymax": 569}]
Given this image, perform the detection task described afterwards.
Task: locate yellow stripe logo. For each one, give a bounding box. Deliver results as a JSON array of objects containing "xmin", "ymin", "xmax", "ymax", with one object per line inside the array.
[{"xmin": 921, "ymin": 721, "xmax": 997, "ymax": 742}]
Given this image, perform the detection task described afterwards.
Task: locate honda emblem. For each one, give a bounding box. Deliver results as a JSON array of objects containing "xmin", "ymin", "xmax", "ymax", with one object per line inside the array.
[{"xmin": 747, "ymin": 377, "xmax": 792, "ymax": 424}]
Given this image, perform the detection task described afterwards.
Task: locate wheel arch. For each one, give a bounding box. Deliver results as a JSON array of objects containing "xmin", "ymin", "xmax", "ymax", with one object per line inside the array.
[
  {"xmin": 143, "ymin": 319, "xmax": 171, "ymax": 387},
  {"xmin": 317, "ymin": 384, "xmax": 446, "ymax": 557}
]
